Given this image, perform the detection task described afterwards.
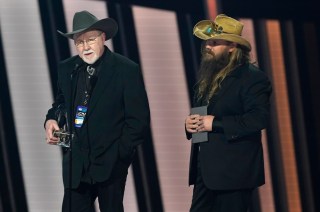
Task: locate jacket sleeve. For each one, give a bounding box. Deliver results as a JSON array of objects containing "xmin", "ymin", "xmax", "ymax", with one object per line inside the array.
[
  {"xmin": 44, "ymin": 64, "xmax": 66, "ymax": 127},
  {"xmin": 185, "ymin": 126, "xmax": 192, "ymax": 140},
  {"xmin": 120, "ymin": 64, "xmax": 150, "ymax": 150},
  {"xmin": 220, "ymin": 71, "xmax": 272, "ymax": 140}
]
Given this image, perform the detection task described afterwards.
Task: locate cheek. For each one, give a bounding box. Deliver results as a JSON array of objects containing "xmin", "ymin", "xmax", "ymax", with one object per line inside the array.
[
  {"xmin": 213, "ymin": 47, "xmax": 227, "ymax": 57},
  {"xmin": 95, "ymin": 47, "xmax": 101, "ymax": 55},
  {"xmin": 96, "ymin": 44, "xmax": 104, "ymax": 57},
  {"xmin": 76, "ymin": 48, "xmax": 83, "ymax": 56}
]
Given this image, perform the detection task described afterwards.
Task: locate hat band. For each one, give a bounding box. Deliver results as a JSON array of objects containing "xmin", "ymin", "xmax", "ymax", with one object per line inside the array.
[{"xmin": 204, "ymin": 24, "xmax": 224, "ymax": 37}]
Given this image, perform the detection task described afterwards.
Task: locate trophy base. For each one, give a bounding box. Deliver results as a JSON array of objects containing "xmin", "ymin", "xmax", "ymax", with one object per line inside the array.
[
  {"xmin": 53, "ymin": 129, "xmax": 73, "ymax": 148},
  {"xmin": 56, "ymin": 142, "xmax": 70, "ymax": 148}
]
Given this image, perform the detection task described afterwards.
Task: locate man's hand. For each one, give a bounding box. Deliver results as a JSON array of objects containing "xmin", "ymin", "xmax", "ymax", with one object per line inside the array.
[
  {"xmin": 196, "ymin": 115, "xmax": 214, "ymax": 132},
  {"xmin": 185, "ymin": 114, "xmax": 201, "ymax": 133},
  {"xmin": 45, "ymin": 120, "xmax": 60, "ymax": 145}
]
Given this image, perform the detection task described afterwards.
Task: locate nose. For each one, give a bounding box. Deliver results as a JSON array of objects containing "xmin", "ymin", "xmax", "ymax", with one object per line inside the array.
[
  {"xmin": 205, "ymin": 46, "xmax": 213, "ymax": 53},
  {"xmin": 205, "ymin": 45, "xmax": 213, "ymax": 50},
  {"xmin": 83, "ymin": 41, "xmax": 90, "ymax": 50}
]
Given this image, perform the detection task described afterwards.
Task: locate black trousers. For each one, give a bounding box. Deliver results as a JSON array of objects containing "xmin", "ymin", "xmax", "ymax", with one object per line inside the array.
[
  {"xmin": 62, "ymin": 174, "xmax": 127, "ymax": 212},
  {"xmin": 190, "ymin": 157, "xmax": 253, "ymax": 212}
]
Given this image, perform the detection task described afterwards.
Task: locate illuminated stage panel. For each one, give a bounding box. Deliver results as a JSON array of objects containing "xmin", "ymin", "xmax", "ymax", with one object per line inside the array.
[
  {"xmin": 260, "ymin": 130, "xmax": 276, "ymax": 212},
  {"xmin": 133, "ymin": 6, "xmax": 192, "ymax": 212},
  {"xmin": 0, "ymin": 0, "xmax": 63, "ymax": 211},
  {"xmin": 240, "ymin": 18, "xmax": 275, "ymax": 212},
  {"xmin": 62, "ymin": 1, "xmax": 137, "ymax": 211},
  {"xmin": 266, "ymin": 20, "xmax": 302, "ymax": 212}
]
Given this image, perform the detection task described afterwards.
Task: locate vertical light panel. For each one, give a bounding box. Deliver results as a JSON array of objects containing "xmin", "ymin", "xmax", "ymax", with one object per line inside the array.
[
  {"xmin": 241, "ymin": 19, "xmax": 276, "ymax": 212},
  {"xmin": 133, "ymin": 6, "xmax": 192, "ymax": 211},
  {"xmin": 260, "ymin": 130, "xmax": 276, "ymax": 212},
  {"xmin": 266, "ymin": 20, "xmax": 302, "ymax": 212},
  {"xmin": 206, "ymin": 0, "xmax": 218, "ymax": 21},
  {"xmin": 62, "ymin": 1, "xmax": 137, "ymax": 211},
  {"xmin": 0, "ymin": 1, "xmax": 63, "ymax": 212},
  {"xmin": 240, "ymin": 19, "xmax": 258, "ymax": 63}
]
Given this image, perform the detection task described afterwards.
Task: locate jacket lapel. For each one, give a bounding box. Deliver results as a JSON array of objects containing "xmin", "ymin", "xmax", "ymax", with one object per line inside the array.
[
  {"xmin": 208, "ymin": 64, "xmax": 244, "ymax": 107},
  {"xmin": 63, "ymin": 57, "xmax": 85, "ymax": 110},
  {"xmin": 86, "ymin": 48, "xmax": 116, "ymax": 117}
]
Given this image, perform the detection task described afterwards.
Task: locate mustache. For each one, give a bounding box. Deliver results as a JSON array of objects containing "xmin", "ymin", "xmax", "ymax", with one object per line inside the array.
[{"xmin": 83, "ymin": 50, "xmax": 94, "ymax": 54}]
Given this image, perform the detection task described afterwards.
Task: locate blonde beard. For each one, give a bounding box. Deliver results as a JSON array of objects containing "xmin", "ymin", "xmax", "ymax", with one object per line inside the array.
[{"xmin": 195, "ymin": 50, "xmax": 230, "ymax": 103}]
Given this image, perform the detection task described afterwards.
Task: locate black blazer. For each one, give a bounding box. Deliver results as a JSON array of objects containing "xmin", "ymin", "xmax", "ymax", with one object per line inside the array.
[
  {"xmin": 46, "ymin": 48, "xmax": 150, "ymax": 188},
  {"xmin": 188, "ymin": 64, "xmax": 272, "ymax": 190}
]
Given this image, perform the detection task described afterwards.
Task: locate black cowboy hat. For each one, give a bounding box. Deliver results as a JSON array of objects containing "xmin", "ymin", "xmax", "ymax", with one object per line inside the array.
[{"xmin": 57, "ymin": 10, "xmax": 118, "ymax": 40}]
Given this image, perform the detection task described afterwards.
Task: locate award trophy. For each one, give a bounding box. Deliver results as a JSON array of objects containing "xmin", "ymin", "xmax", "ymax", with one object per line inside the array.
[{"xmin": 53, "ymin": 105, "xmax": 73, "ymax": 148}]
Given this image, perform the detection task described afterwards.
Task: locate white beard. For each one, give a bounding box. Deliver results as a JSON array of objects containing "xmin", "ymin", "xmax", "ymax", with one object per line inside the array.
[{"xmin": 81, "ymin": 50, "xmax": 99, "ymax": 64}]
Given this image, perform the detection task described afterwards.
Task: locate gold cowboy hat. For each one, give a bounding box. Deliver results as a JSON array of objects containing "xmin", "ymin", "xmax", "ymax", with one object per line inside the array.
[
  {"xmin": 193, "ymin": 14, "xmax": 251, "ymax": 51},
  {"xmin": 58, "ymin": 10, "xmax": 118, "ymax": 40}
]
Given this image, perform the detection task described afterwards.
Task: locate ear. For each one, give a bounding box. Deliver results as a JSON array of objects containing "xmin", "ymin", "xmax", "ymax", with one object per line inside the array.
[
  {"xmin": 228, "ymin": 42, "xmax": 237, "ymax": 52},
  {"xmin": 101, "ymin": 32, "xmax": 106, "ymax": 41}
]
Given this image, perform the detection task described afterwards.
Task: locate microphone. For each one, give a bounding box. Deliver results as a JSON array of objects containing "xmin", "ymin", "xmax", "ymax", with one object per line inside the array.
[{"xmin": 70, "ymin": 62, "xmax": 84, "ymax": 80}]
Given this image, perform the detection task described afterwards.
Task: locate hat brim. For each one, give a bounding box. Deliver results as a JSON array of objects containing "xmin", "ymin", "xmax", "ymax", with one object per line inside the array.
[
  {"xmin": 58, "ymin": 18, "xmax": 118, "ymax": 40},
  {"xmin": 194, "ymin": 31, "xmax": 251, "ymax": 51}
]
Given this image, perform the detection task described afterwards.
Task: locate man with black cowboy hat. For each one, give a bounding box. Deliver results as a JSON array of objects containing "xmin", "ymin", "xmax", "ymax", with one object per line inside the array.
[
  {"xmin": 185, "ymin": 14, "xmax": 272, "ymax": 211},
  {"xmin": 44, "ymin": 10, "xmax": 150, "ymax": 212}
]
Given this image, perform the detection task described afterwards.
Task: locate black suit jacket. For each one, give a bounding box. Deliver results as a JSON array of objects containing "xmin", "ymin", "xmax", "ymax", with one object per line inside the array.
[
  {"xmin": 188, "ymin": 64, "xmax": 272, "ymax": 190},
  {"xmin": 46, "ymin": 48, "xmax": 150, "ymax": 188}
]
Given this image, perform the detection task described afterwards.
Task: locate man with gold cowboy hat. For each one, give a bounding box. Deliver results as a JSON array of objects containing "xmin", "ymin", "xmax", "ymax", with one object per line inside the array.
[
  {"xmin": 44, "ymin": 10, "xmax": 150, "ymax": 212},
  {"xmin": 185, "ymin": 14, "xmax": 272, "ymax": 211}
]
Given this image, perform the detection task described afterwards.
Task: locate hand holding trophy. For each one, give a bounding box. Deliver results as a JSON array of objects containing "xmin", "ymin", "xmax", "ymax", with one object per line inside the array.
[
  {"xmin": 53, "ymin": 128, "xmax": 73, "ymax": 148},
  {"xmin": 53, "ymin": 105, "xmax": 73, "ymax": 148}
]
